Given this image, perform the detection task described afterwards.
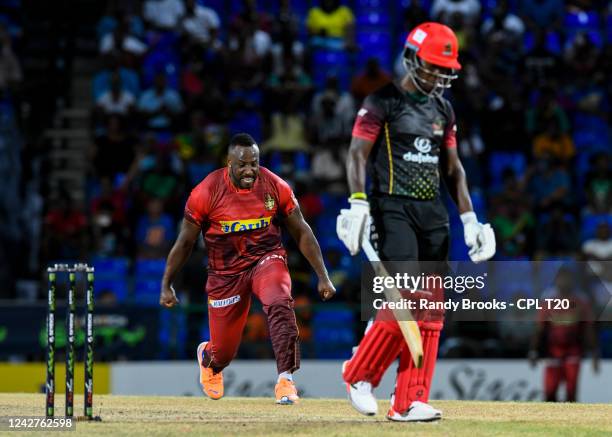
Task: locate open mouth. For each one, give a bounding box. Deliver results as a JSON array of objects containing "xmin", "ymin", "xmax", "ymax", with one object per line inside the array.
[{"xmin": 241, "ymin": 177, "xmax": 254, "ymax": 184}]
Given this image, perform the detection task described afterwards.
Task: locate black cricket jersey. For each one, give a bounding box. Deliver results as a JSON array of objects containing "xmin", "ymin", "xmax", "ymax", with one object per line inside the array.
[{"xmin": 352, "ymin": 81, "xmax": 457, "ymax": 200}]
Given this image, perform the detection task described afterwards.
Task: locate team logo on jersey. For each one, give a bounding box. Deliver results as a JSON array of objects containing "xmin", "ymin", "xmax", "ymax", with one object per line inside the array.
[
  {"xmin": 220, "ymin": 217, "xmax": 272, "ymax": 233},
  {"xmin": 264, "ymin": 193, "xmax": 275, "ymax": 210},
  {"xmin": 432, "ymin": 120, "xmax": 444, "ymax": 136},
  {"xmin": 404, "ymin": 137, "xmax": 439, "ymax": 164},
  {"xmin": 209, "ymin": 295, "xmax": 241, "ymax": 308}
]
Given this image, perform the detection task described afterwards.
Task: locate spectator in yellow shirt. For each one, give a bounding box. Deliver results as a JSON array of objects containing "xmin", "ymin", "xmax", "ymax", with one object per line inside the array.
[
  {"xmin": 533, "ymin": 118, "xmax": 575, "ymax": 163},
  {"xmin": 307, "ymin": 0, "xmax": 355, "ymax": 48}
]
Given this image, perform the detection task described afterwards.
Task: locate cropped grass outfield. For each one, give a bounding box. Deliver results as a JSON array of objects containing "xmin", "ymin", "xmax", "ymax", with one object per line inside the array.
[{"xmin": 1, "ymin": 394, "xmax": 612, "ymax": 436}]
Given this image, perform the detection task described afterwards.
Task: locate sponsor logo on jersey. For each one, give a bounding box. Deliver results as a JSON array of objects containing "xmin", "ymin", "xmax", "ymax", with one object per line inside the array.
[
  {"xmin": 414, "ymin": 137, "xmax": 432, "ymax": 153},
  {"xmin": 209, "ymin": 295, "xmax": 241, "ymax": 308},
  {"xmin": 220, "ymin": 216, "xmax": 272, "ymax": 233},
  {"xmin": 403, "ymin": 137, "xmax": 439, "ymax": 164},
  {"xmin": 264, "ymin": 193, "xmax": 275, "ymax": 210}
]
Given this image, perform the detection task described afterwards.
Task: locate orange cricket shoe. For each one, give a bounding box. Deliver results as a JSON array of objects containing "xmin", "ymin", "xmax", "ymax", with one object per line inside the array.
[
  {"xmin": 196, "ymin": 341, "xmax": 223, "ymax": 400},
  {"xmin": 275, "ymin": 378, "xmax": 299, "ymax": 405}
]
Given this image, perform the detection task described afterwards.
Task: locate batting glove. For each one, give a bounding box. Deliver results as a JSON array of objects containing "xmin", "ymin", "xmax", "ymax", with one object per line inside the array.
[
  {"xmin": 461, "ymin": 212, "xmax": 496, "ymax": 263},
  {"xmin": 336, "ymin": 196, "xmax": 370, "ymax": 256}
]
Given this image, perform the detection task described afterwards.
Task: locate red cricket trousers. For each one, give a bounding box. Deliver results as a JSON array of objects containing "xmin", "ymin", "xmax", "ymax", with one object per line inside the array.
[
  {"xmin": 202, "ymin": 251, "xmax": 300, "ymax": 374},
  {"xmin": 544, "ymin": 356, "xmax": 581, "ymax": 402}
]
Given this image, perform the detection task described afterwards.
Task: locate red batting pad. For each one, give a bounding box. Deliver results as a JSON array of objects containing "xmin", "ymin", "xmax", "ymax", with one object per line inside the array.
[
  {"xmin": 393, "ymin": 321, "xmax": 443, "ymax": 412},
  {"xmin": 343, "ymin": 320, "xmax": 405, "ymax": 387}
]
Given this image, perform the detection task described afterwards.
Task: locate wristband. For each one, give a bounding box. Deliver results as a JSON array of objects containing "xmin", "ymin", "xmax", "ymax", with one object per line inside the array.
[{"xmin": 350, "ymin": 192, "xmax": 367, "ymax": 200}]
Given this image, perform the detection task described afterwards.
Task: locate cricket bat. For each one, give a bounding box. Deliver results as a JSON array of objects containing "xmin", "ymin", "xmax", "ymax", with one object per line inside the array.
[{"xmin": 362, "ymin": 239, "xmax": 424, "ymax": 368}]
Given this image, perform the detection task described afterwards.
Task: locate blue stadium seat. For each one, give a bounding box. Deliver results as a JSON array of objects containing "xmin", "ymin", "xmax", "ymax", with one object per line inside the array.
[
  {"xmin": 572, "ymin": 114, "xmax": 610, "ymax": 151},
  {"xmin": 357, "ymin": 32, "xmax": 393, "ymax": 68},
  {"xmin": 145, "ymin": 31, "xmax": 180, "ymax": 52},
  {"xmin": 313, "ymin": 49, "xmax": 349, "ymax": 68},
  {"xmin": 134, "ymin": 279, "xmax": 162, "ymax": 305},
  {"xmin": 356, "ymin": 0, "xmax": 392, "ymax": 10},
  {"xmin": 312, "ymin": 49, "xmax": 352, "ymax": 89},
  {"xmin": 313, "ymin": 308, "xmax": 354, "ymax": 358},
  {"xmin": 523, "ymin": 31, "xmax": 562, "ymax": 55},
  {"xmin": 135, "ymin": 259, "xmax": 166, "ymax": 276},
  {"xmin": 95, "ymin": 278, "xmax": 129, "ymax": 302},
  {"xmin": 142, "ymin": 49, "xmax": 181, "ymax": 90},
  {"xmin": 92, "ymin": 257, "xmax": 130, "ymax": 302},
  {"xmin": 356, "ymin": 11, "xmax": 391, "ymax": 31},
  {"xmin": 564, "ymin": 10, "xmax": 601, "ymax": 31},
  {"xmin": 357, "ymin": 31, "xmax": 392, "ymax": 49},
  {"xmin": 581, "ymin": 214, "xmax": 612, "ymax": 242},
  {"xmin": 229, "ymin": 110, "xmax": 263, "ymax": 143},
  {"xmin": 93, "ymin": 257, "xmax": 130, "ymax": 276},
  {"xmin": 228, "ymin": 88, "xmax": 263, "ymax": 106},
  {"xmin": 488, "ymin": 151, "xmax": 527, "ymax": 189},
  {"xmin": 92, "ymin": 69, "xmax": 141, "ymax": 100},
  {"xmin": 320, "ymin": 235, "xmax": 346, "ymax": 252}
]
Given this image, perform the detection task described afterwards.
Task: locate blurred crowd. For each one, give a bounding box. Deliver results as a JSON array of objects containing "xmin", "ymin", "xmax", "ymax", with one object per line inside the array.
[{"xmin": 0, "ymin": 0, "xmax": 610, "ymax": 359}]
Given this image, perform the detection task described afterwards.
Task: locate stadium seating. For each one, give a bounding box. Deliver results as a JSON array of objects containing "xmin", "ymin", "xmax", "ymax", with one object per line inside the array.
[
  {"xmin": 356, "ymin": 11, "xmax": 391, "ymax": 31},
  {"xmin": 313, "ymin": 308, "xmax": 355, "ymax": 358},
  {"xmin": 581, "ymin": 214, "xmax": 612, "ymax": 242},
  {"xmin": 488, "ymin": 151, "xmax": 527, "ymax": 190},
  {"xmin": 229, "ymin": 110, "xmax": 263, "ymax": 143},
  {"xmin": 356, "ymin": 31, "xmax": 393, "ymax": 69},
  {"xmin": 312, "ymin": 49, "xmax": 351, "ymax": 90},
  {"xmin": 523, "ymin": 31, "xmax": 562, "ymax": 55},
  {"xmin": 142, "ymin": 49, "xmax": 181, "ymax": 91},
  {"xmin": 92, "ymin": 257, "xmax": 131, "ymax": 302}
]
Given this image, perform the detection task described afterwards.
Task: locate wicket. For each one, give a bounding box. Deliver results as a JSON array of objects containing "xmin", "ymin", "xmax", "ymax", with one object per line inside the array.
[{"xmin": 46, "ymin": 263, "xmax": 97, "ymax": 420}]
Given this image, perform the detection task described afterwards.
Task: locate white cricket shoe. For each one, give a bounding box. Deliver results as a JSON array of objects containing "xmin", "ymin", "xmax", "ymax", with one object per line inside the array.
[
  {"xmin": 386, "ymin": 400, "xmax": 442, "ymax": 422},
  {"xmin": 342, "ymin": 361, "xmax": 378, "ymax": 416}
]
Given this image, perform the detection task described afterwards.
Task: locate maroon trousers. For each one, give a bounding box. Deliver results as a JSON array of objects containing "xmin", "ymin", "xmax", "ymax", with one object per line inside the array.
[{"xmin": 202, "ymin": 252, "xmax": 299, "ymax": 374}]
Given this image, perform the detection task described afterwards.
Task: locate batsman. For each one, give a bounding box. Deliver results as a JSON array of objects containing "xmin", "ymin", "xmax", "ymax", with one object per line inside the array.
[{"xmin": 337, "ymin": 22, "xmax": 496, "ymax": 421}]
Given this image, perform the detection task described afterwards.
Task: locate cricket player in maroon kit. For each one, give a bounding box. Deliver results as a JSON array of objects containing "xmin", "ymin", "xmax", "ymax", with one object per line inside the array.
[
  {"xmin": 529, "ymin": 268, "xmax": 600, "ymax": 402},
  {"xmin": 336, "ymin": 22, "xmax": 496, "ymax": 421},
  {"xmin": 160, "ymin": 133, "xmax": 336, "ymax": 404}
]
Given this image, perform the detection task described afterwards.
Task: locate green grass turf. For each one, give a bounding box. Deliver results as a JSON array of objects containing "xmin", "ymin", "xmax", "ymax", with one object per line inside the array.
[{"xmin": 1, "ymin": 394, "xmax": 611, "ymax": 436}]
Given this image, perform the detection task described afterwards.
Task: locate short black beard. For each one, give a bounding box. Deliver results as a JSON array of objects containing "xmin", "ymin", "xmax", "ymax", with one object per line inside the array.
[
  {"xmin": 229, "ymin": 167, "xmax": 255, "ymax": 189},
  {"xmin": 229, "ymin": 167, "xmax": 242, "ymax": 188}
]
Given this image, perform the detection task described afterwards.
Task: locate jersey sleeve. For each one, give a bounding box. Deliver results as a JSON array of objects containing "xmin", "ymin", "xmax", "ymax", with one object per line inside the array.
[
  {"xmin": 275, "ymin": 177, "xmax": 298, "ymax": 217},
  {"xmin": 184, "ymin": 181, "xmax": 211, "ymax": 227},
  {"xmin": 443, "ymin": 100, "xmax": 457, "ymax": 149},
  {"xmin": 352, "ymin": 93, "xmax": 386, "ymax": 142}
]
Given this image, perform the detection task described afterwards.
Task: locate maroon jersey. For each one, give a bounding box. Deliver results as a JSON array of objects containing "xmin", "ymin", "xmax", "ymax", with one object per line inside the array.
[
  {"xmin": 184, "ymin": 167, "xmax": 298, "ymax": 274},
  {"xmin": 538, "ymin": 290, "xmax": 593, "ymax": 357}
]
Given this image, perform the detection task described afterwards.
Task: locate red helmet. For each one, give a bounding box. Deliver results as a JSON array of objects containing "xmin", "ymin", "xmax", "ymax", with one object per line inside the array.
[
  {"xmin": 403, "ymin": 22, "xmax": 461, "ymax": 96},
  {"xmin": 405, "ymin": 22, "xmax": 461, "ymax": 70}
]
